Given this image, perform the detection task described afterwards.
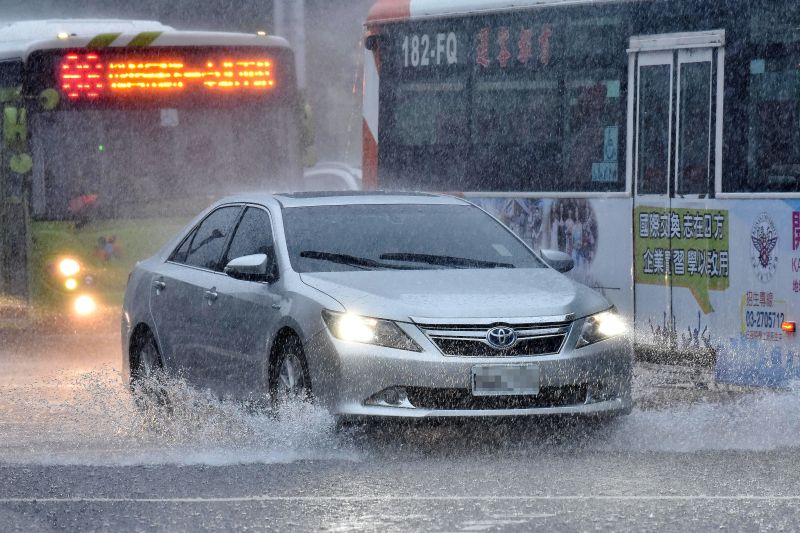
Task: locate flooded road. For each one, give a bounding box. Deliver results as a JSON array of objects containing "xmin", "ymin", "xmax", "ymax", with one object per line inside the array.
[{"xmin": 1, "ymin": 324, "xmax": 799, "ymax": 531}]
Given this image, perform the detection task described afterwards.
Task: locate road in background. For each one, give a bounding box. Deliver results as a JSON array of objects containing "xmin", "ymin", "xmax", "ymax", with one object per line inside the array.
[{"xmin": 1, "ymin": 323, "xmax": 798, "ymax": 531}]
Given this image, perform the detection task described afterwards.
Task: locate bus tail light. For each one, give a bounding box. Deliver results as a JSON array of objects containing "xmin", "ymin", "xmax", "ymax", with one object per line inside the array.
[{"xmin": 781, "ymin": 321, "xmax": 796, "ymax": 334}]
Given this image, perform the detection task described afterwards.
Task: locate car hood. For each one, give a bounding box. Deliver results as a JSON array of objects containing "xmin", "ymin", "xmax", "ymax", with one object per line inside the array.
[{"xmin": 299, "ymin": 268, "xmax": 609, "ymax": 323}]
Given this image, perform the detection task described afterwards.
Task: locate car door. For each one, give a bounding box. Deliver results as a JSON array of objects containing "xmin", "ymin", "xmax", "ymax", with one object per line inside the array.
[
  {"xmin": 149, "ymin": 205, "xmax": 242, "ymax": 388},
  {"xmin": 203, "ymin": 206, "xmax": 283, "ymax": 399}
]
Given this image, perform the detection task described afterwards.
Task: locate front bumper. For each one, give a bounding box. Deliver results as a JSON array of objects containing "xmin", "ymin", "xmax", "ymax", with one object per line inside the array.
[{"xmin": 306, "ymin": 321, "xmax": 633, "ymax": 419}]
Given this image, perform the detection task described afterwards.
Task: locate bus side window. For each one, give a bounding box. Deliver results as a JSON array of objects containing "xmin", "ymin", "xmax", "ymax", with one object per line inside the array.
[
  {"xmin": 745, "ymin": 56, "xmax": 800, "ymax": 192},
  {"xmin": 733, "ymin": 3, "xmax": 800, "ymax": 193}
]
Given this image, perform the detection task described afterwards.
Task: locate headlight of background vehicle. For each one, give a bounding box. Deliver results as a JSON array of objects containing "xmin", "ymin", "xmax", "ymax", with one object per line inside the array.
[
  {"xmin": 575, "ymin": 309, "xmax": 627, "ymax": 348},
  {"xmin": 322, "ymin": 310, "xmax": 422, "ymax": 352},
  {"xmin": 58, "ymin": 257, "xmax": 81, "ymax": 277}
]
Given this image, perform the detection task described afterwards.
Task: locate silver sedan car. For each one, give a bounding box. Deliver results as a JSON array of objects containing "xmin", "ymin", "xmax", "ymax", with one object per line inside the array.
[{"xmin": 122, "ymin": 192, "xmax": 632, "ymax": 418}]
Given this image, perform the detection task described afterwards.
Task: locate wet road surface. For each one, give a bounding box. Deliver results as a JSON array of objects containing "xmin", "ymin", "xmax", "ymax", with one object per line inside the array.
[{"xmin": 1, "ymin": 323, "xmax": 799, "ymax": 531}]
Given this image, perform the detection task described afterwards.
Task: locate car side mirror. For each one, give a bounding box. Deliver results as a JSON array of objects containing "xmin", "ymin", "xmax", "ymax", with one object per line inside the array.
[
  {"xmin": 224, "ymin": 253, "xmax": 275, "ymax": 282},
  {"xmin": 539, "ymin": 249, "xmax": 574, "ymax": 273}
]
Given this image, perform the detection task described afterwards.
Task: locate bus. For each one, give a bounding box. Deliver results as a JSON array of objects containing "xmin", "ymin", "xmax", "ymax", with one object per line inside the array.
[
  {"xmin": 0, "ymin": 19, "xmax": 303, "ymax": 319},
  {"xmin": 363, "ymin": 0, "xmax": 800, "ymax": 387}
]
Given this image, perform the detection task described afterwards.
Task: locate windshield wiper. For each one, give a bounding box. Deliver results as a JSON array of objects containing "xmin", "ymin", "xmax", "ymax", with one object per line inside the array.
[
  {"xmin": 299, "ymin": 251, "xmax": 417, "ymax": 270},
  {"xmin": 378, "ymin": 253, "xmax": 515, "ymax": 269}
]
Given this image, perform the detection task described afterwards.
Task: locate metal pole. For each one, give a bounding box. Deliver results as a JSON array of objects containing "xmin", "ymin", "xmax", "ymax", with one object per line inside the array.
[
  {"xmin": 292, "ymin": 0, "xmax": 306, "ymax": 90},
  {"xmin": 273, "ymin": 0, "xmax": 306, "ymax": 90},
  {"xmin": 273, "ymin": 0, "xmax": 285, "ymax": 37}
]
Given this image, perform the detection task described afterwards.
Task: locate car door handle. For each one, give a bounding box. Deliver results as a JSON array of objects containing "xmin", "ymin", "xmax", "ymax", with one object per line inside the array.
[
  {"xmin": 204, "ymin": 288, "xmax": 218, "ymax": 302},
  {"xmin": 152, "ymin": 280, "xmax": 166, "ymax": 291}
]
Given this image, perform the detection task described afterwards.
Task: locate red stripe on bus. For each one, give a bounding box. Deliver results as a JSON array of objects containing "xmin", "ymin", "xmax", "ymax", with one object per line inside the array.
[
  {"xmin": 363, "ymin": 119, "xmax": 379, "ymax": 190},
  {"xmin": 367, "ymin": 0, "xmax": 411, "ymax": 23}
]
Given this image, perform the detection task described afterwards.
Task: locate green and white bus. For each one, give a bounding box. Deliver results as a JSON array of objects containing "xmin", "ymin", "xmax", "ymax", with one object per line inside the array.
[
  {"xmin": 0, "ymin": 19, "xmax": 303, "ymax": 319},
  {"xmin": 364, "ymin": 0, "xmax": 800, "ymax": 386}
]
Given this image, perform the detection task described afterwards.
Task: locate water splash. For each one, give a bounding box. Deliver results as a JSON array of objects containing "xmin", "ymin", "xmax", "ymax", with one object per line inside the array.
[
  {"xmin": 601, "ymin": 383, "xmax": 800, "ymax": 452},
  {"xmin": 0, "ymin": 366, "xmax": 355, "ymax": 466},
  {"xmin": 2, "ymin": 363, "xmax": 798, "ymax": 465}
]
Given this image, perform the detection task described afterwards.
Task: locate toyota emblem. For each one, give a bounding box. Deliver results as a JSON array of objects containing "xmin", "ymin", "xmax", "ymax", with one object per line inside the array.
[{"xmin": 486, "ymin": 326, "xmax": 517, "ymax": 349}]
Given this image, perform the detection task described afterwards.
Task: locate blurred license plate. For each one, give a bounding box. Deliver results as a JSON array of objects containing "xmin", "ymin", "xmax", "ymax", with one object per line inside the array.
[{"xmin": 471, "ymin": 365, "xmax": 540, "ymax": 396}]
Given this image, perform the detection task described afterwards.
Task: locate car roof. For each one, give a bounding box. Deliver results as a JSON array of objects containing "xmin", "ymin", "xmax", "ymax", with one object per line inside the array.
[{"xmin": 219, "ymin": 191, "xmax": 471, "ymax": 208}]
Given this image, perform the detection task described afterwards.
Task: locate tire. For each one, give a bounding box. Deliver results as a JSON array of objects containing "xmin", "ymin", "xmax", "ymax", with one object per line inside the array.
[
  {"xmin": 131, "ymin": 331, "xmax": 161, "ymax": 382},
  {"xmin": 269, "ymin": 334, "xmax": 312, "ymax": 404},
  {"xmin": 129, "ymin": 330, "xmax": 169, "ymax": 409}
]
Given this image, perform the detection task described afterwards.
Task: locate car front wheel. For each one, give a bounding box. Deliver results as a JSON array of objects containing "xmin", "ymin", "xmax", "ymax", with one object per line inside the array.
[{"xmin": 269, "ymin": 335, "xmax": 312, "ymax": 403}]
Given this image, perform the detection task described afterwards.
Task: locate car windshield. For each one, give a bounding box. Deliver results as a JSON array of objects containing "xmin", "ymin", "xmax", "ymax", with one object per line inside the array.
[{"xmin": 281, "ymin": 203, "xmax": 545, "ymax": 272}]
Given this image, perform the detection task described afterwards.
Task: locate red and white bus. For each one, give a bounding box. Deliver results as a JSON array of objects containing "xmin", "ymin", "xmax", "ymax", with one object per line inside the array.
[{"xmin": 364, "ymin": 0, "xmax": 800, "ymax": 386}]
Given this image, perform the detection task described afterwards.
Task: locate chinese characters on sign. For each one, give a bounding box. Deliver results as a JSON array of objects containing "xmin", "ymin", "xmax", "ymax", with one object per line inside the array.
[
  {"xmin": 742, "ymin": 290, "xmax": 785, "ymax": 342},
  {"xmin": 638, "ymin": 211, "xmax": 728, "ymax": 278},
  {"xmin": 634, "ymin": 207, "xmax": 730, "ymax": 313},
  {"xmin": 475, "ymin": 25, "xmax": 553, "ymax": 68},
  {"xmin": 793, "ymin": 211, "xmax": 800, "ymax": 251},
  {"xmin": 745, "ymin": 290, "xmax": 774, "ymax": 307},
  {"xmin": 792, "ymin": 211, "xmax": 800, "ymax": 293}
]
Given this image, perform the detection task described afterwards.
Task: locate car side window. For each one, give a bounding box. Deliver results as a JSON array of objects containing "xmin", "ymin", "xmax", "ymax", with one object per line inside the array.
[
  {"xmin": 181, "ymin": 206, "xmax": 242, "ymax": 271},
  {"xmin": 170, "ymin": 227, "xmax": 198, "ymax": 264},
  {"xmin": 224, "ymin": 207, "xmax": 275, "ymax": 266}
]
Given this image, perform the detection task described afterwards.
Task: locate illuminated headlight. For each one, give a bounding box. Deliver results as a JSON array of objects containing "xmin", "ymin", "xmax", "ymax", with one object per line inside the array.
[
  {"xmin": 58, "ymin": 258, "xmax": 81, "ymax": 277},
  {"xmin": 73, "ymin": 294, "xmax": 97, "ymax": 316},
  {"xmin": 575, "ymin": 309, "xmax": 627, "ymax": 348},
  {"xmin": 322, "ymin": 310, "xmax": 421, "ymax": 352}
]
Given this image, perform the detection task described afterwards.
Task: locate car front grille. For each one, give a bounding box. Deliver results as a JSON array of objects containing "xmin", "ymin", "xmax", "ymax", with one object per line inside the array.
[
  {"xmin": 404, "ymin": 384, "xmax": 588, "ymax": 410},
  {"xmin": 416, "ymin": 321, "xmax": 572, "ymax": 357}
]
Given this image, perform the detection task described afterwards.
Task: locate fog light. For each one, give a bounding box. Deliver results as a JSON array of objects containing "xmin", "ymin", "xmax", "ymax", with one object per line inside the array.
[
  {"xmin": 64, "ymin": 278, "xmax": 78, "ymax": 291},
  {"xmin": 365, "ymin": 387, "xmax": 413, "ymax": 408},
  {"xmin": 586, "ymin": 383, "xmax": 613, "ymax": 404},
  {"xmin": 58, "ymin": 258, "xmax": 80, "ymax": 277},
  {"xmin": 73, "ymin": 294, "xmax": 96, "ymax": 316}
]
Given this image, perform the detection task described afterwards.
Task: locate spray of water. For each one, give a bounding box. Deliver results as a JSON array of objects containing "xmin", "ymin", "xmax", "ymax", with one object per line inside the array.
[
  {"xmin": 0, "ymin": 365, "xmax": 354, "ymax": 466},
  {"xmin": 601, "ymin": 383, "xmax": 800, "ymax": 452},
  {"xmin": 2, "ymin": 361, "xmax": 799, "ymax": 466}
]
